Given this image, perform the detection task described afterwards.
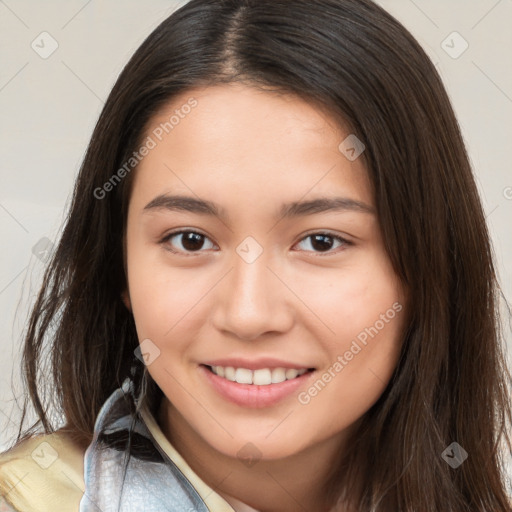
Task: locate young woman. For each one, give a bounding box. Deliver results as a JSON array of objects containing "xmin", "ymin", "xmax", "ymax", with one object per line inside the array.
[{"xmin": 1, "ymin": 0, "xmax": 511, "ymax": 510}]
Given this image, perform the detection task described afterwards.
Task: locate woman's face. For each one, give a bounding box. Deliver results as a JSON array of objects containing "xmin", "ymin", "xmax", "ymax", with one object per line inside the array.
[{"xmin": 124, "ymin": 83, "xmax": 407, "ymax": 461}]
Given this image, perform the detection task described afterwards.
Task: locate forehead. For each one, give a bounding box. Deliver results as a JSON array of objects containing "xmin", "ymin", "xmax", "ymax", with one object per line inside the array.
[
  {"xmin": 147, "ymin": 82, "xmax": 345, "ymax": 140},
  {"xmin": 131, "ymin": 83, "xmax": 372, "ymax": 211}
]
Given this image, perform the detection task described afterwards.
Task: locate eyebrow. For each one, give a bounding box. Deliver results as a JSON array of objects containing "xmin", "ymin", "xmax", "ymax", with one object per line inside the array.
[{"xmin": 142, "ymin": 194, "xmax": 375, "ymax": 220}]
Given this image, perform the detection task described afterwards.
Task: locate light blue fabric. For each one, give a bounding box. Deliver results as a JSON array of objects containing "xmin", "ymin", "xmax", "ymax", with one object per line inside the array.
[{"xmin": 79, "ymin": 378, "xmax": 210, "ymax": 512}]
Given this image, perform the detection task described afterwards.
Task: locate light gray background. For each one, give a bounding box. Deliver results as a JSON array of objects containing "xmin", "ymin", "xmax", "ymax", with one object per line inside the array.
[{"xmin": 0, "ymin": 0, "xmax": 511, "ymax": 483}]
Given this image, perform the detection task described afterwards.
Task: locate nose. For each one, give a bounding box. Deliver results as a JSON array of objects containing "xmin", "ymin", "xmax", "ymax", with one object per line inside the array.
[{"xmin": 211, "ymin": 250, "xmax": 294, "ymax": 341}]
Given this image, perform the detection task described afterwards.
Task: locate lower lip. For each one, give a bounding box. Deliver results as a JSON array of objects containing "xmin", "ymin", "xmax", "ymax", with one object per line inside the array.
[{"xmin": 200, "ymin": 365, "xmax": 314, "ymax": 408}]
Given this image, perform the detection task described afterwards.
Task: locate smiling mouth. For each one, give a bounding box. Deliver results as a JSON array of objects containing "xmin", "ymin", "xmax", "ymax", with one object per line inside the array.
[{"xmin": 203, "ymin": 364, "xmax": 315, "ymax": 386}]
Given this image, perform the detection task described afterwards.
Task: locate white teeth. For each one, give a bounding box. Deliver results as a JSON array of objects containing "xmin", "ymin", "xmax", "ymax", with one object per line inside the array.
[
  {"xmin": 285, "ymin": 369, "xmax": 299, "ymax": 380},
  {"xmin": 210, "ymin": 365, "xmax": 309, "ymax": 385},
  {"xmin": 253, "ymin": 368, "xmax": 272, "ymax": 385},
  {"xmin": 235, "ymin": 368, "xmax": 253, "ymax": 384},
  {"xmin": 271, "ymin": 367, "xmax": 286, "ymax": 384},
  {"xmin": 224, "ymin": 366, "xmax": 236, "ymax": 381}
]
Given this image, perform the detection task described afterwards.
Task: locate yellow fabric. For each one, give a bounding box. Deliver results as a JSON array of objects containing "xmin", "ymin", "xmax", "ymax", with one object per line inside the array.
[
  {"xmin": 0, "ymin": 431, "xmax": 84, "ymax": 512},
  {"xmin": 0, "ymin": 408, "xmax": 239, "ymax": 512}
]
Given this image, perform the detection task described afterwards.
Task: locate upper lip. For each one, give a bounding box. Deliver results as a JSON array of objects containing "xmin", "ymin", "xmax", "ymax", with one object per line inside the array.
[{"xmin": 202, "ymin": 357, "xmax": 314, "ymax": 371}]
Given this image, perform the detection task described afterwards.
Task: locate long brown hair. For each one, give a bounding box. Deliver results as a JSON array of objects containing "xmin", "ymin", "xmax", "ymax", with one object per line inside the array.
[{"xmin": 11, "ymin": 0, "xmax": 512, "ymax": 510}]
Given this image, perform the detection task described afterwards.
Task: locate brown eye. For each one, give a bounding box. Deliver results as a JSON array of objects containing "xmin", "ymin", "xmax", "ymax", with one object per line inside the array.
[
  {"xmin": 295, "ymin": 233, "xmax": 349, "ymax": 253},
  {"xmin": 163, "ymin": 231, "xmax": 216, "ymax": 253}
]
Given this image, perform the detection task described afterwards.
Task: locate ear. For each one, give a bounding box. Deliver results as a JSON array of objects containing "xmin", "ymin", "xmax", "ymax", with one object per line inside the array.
[{"xmin": 121, "ymin": 289, "xmax": 132, "ymax": 312}]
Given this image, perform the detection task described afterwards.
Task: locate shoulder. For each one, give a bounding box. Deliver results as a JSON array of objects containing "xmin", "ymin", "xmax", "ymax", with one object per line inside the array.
[{"xmin": 0, "ymin": 430, "xmax": 85, "ymax": 512}]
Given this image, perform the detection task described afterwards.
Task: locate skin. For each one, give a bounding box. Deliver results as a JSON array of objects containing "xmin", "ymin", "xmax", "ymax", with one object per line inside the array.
[{"xmin": 123, "ymin": 83, "xmax": 407, "ymax": 512}]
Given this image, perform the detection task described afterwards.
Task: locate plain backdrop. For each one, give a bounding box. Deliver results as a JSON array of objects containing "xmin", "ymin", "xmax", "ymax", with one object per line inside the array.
[{"xmin": 1, "ymin": 0, "xmax": 511, "ymax": 484}]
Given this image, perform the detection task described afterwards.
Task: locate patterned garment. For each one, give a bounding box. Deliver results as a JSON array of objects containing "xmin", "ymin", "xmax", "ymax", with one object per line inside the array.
[{"xmin": 79, "ymin": 378, "xmax": 210, "ymax": 512}]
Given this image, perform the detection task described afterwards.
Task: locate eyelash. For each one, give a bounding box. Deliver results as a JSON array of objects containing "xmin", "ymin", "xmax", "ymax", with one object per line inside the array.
[{"xmin": 159, "ymin": 230, "xmax": 352, "ymax": 256}]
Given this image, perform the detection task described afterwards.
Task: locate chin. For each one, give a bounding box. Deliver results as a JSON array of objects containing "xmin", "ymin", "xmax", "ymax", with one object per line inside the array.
[{"xmin": 203, "ymin": 427, "xmax": 315, "ymax": 461}]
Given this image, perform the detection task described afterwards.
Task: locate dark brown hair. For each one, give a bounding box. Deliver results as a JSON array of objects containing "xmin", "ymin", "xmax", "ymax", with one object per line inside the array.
[{"xmin": 11, "ymin": 0, "xmax": 512, "ymax": 510}]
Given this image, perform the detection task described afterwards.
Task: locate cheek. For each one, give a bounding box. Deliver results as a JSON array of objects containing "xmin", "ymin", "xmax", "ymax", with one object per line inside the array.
[
  {"xmin": 295, "ymin": 250, "xmax": 406, "ymax": 397},
  {"xmin": 129, "ymin": 271, "xmax": 210, "ymax": 343},
  {"xmin": 297, "ymin": 300, "xmax": 405, "ymax": 434},
  {"xmin": 292, "ymin": 252, "xmax": 403, "ymax": 343},
  {"xmin": 125, "ymin": 235, "xmax": 213, "ymax": 336}
]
